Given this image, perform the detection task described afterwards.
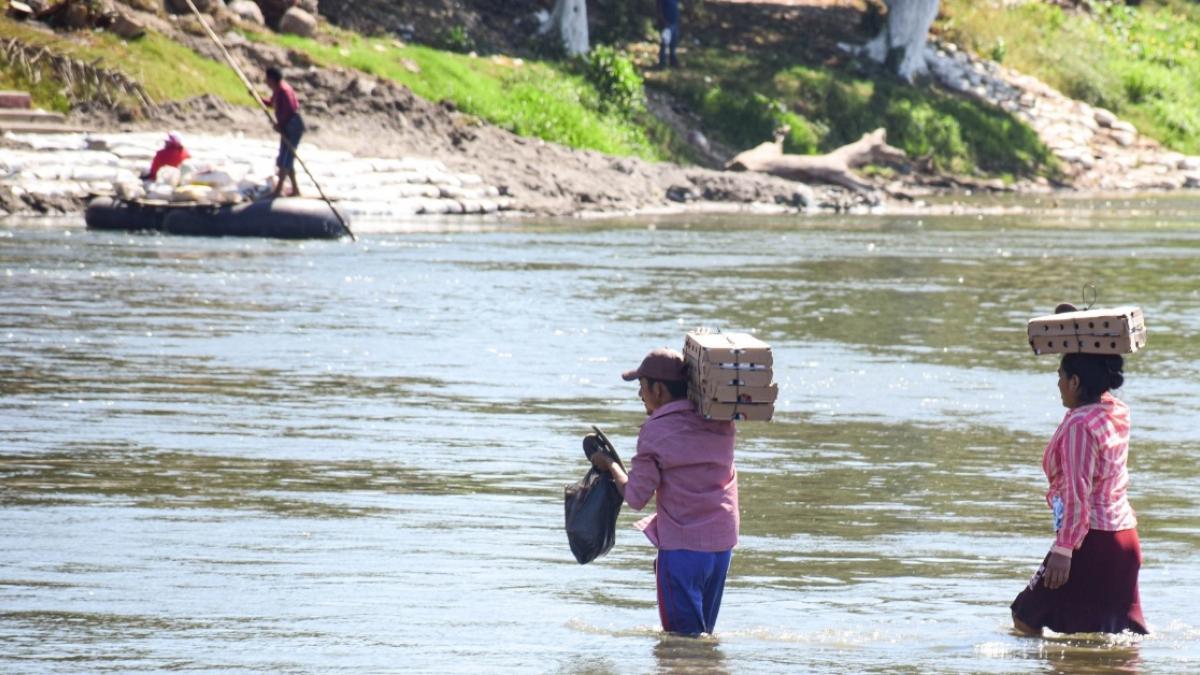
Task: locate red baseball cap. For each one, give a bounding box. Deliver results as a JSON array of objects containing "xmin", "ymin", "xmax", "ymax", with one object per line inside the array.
[{"xmin": 622, "ymin": 347, "xmax": 688, "ymax": 382}]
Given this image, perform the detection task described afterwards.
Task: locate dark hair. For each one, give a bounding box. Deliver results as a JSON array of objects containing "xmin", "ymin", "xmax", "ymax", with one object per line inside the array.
[
  {"xmin": 646, "ymin": 377, "xmax": 689, "ymax": 400},
  {"xmin": 265, "ymin": 66, "xmax": 283, "ymax": 83},
  {"xmin": 1061, "ymin": 353, "xmax": 1125, "ymax": 403}
]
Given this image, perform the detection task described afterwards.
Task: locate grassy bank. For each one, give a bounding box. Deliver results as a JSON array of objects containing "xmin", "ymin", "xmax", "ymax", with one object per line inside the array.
[
  {"xmin": 643, "ymin": 48, "xmax": 1055, "ymax": 179},
  {"xmin": 266, "ymin": 29, "xmax": 675, "ymax": 161},
  {"xmin": 940, "ymin": 0, "xmax": 1200, "ymax": 154},
  {"xmin": 0, "ymin": 18, "xmax": 252, "ymax": 111}
]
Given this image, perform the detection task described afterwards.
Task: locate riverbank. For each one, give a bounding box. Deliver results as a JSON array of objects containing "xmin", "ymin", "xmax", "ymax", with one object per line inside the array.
[{"xmin": 6, "ymin": 1, "xmax": 1200, "ymax": 219}]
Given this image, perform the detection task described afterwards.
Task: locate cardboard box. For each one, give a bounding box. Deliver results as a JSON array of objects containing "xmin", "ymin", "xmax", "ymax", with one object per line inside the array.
[
  {"xmin": 696, "ymin": 383, "xmax": 779, "ymax": 404},
  {"xmin": 1027, "ymin": 306, "xmax": 1144, "ymax": 337},
  {"xmin": 1029, "ymin": 328, "xmax": 1147, "ymax": 356},
  {"xmin": 1026, "ymin": 306, "xmax": 1147, "ymax": 355},
  {"xmin": 684, "ymin": 331, "xmax": 773, "ymax": 368},
  {"xmin": 691, "ymin": 363, "xmax": 774, "ymax": 388},
  {"xmin": 691, "ymin": 395, "xmax": 775, "ymax": 422}
]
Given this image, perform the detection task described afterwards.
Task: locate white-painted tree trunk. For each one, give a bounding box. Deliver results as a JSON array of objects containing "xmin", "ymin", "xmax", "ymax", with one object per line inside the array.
[
  {"xmin": 540, "ymin": 0, "xmax": 589, "ymax": 57},
  {"xmin": 864, "ymin": 0, "xmax": 939, "ymax": 82}
]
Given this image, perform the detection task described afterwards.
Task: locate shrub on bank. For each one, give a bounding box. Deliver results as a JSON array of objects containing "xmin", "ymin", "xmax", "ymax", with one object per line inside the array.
[{"xmin": 654, "ymin": 51, "xmax": 1054, "ymax": 177}]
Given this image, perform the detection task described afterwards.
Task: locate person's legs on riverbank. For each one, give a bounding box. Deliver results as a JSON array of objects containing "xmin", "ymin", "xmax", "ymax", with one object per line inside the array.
[{"xmin": 657, "ymin": 0, "xmax": 681, "ymax": 68}]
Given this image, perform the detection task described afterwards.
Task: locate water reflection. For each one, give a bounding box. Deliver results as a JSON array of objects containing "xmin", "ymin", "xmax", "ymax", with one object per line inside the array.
[{"xmin": 654, "ymin": 635, "xmax": 730, "ymax": 675}]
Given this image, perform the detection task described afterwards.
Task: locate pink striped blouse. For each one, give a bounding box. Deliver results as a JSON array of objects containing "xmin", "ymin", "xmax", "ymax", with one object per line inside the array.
[{"xmin": 1042, "ymin": 393, "xmax": 1138, "ymax": 558}]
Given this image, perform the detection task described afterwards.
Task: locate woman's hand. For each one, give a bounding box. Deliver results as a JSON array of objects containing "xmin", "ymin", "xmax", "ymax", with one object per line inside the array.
[{"xmin": 1042, "ymin": 552, "xmax": 1071, "ymax": 589}]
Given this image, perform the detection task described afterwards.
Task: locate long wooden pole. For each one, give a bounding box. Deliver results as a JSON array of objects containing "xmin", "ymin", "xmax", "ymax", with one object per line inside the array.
[{"xmin": 182, "ymin": 0, "xmax": 355, "ymax": 241}]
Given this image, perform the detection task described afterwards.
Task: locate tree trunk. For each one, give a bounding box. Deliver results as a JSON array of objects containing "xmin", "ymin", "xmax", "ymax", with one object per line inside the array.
[
  {"xmin": 725, "ymin": 128, "xmax": 908, "ymax": 192},
  {"xmin": 540, "ymin": 0, "xmax": 589, "ymax": 57},
  {"xmin": 864, "ymin": 0, "xmax": 939, "ymax": 82}
]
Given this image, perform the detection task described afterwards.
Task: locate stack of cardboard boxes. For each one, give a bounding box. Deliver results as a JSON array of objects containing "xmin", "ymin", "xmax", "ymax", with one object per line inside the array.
[
  {"xmin": 1027, "ymin": 306, "xmax": 1147, "ymax": 355},
  {"xmin": 684, "ymin": 331, "xmax": 777, "ymax": 421}
]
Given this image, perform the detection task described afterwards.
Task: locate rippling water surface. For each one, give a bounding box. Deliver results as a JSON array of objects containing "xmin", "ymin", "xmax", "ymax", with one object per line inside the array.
[{"xmin": 2, "ymin": 198, "xmax": 1199, "ymax": 673}]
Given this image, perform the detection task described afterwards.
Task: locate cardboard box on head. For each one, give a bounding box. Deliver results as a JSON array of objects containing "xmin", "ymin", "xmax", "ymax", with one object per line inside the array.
[
  {"xmin": 1026, "ymin": 306, "xmax": 1147, "ymax": 355},
  {"xmin": 1030, "ymin": 331, "xmax": 1147, "ymax": 356}
]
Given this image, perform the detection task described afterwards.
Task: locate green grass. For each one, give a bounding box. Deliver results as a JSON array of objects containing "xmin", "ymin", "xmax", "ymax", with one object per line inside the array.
[
  {"xmin": 940, "ymin": 0, "xmax": 1200, "ymax": 154},
  {"xmin": 263, "ymin": 28, "xmax": 670, "ymax": 160},
  {"xmin": 0, "ymin": 17, "xmax": 253, "ymax": 110},
  {"xmin": 647, "ymin": 49, "xmax": 1056, "ymax": 177}
]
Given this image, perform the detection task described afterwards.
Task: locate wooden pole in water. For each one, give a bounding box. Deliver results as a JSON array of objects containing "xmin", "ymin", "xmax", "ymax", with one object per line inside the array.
[{"xmin": 181, "ymin": 0, "xmax": 355, "ymax": 241}]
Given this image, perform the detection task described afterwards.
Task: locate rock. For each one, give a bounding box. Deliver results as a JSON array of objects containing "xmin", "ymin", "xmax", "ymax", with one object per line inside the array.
[
  {"xmin": 297, "ymin": 0, "xmax": 318, "ymax": 15},
  {"xmin": 347, "ymin": 77, "xmax": 376, "ymax": 97},
  {"xmin": 946, "ymin": 77, "xmax": 970, "ymax": 92},
  {"xmin": 277, "ymin": 7, "xmax": 316, "ymax": 37},
  {"xmin": 109, "ymin": 13, "xmax": 145, "ymax": 39},
  {"xmin": 165, "ymin": 0, "xmax": 217, "ymax": 13},
  {"xmin": 255, "ymin": 0, "xmax": 296, "ymax": 26},
  {"xmin": 1178, "ymin": 156, "xmax": 1200, "ymax": 171},
  {"xmin": 1111, "ymin": 120, "xmax": 1137, "ymax": 135},
  {"xmin": 62, "ymin": 3, "xmax": 90, "ymax": 29},
  {"xmin": 789, "ymin": 184, "xmax": 815, "ymax": 208},
  {"xmin": 1094, "ymin": 108, "xmax": 1118, "ymax": 128},
  {"xmin": 1112, "ymin": 130, "xmax": 1136, "ymax": 148},
  {"xmin": 228, "ymin": 0, "xmax": 265, "ymax": 25},
  {"xmin": 1156, "ymin": 152, "xmax": 1185, "ymax": 169},
  {"xmin": 7, "ymin": 1, "xmax": 34, "ymax": 20},
  {"xmin": 666, "ymin": 185, "xmax": 697, "ymax": 203},
  {"xmin": 1184, "ymin": 172, "xmax": 1200, "ymax": 188},
  {"xmin": 122, "ymin": 0, "xmax": 158, "ymax": 11},
  {"xmin": 686, "ymin": 130, "xmax": 710, "ymax": 153}
]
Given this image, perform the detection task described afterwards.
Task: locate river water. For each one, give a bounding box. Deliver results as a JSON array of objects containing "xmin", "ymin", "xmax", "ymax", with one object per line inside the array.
[{"xmin": 2, "ymin": 197, "xmax": 1198, "ymax": 673}]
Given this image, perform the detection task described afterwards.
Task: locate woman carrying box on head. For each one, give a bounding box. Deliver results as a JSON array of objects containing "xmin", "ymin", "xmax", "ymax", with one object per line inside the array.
[{"xmin": 1010, "ymin": 305, "xmax": 1149, "ymax": 636}]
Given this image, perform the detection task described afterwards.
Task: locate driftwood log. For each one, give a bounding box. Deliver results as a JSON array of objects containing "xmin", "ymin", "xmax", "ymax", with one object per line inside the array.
[{"xmin": 726, "ymin": 128, "xmax": 907, "ymax": 192}]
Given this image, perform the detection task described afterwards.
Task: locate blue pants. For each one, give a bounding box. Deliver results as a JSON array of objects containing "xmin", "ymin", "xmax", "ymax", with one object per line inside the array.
[
  {"xmin": 655, "ymin": 549, "xmax": 732, "ymax": 636},
  {"xmin": 277, "ymin": 114, "xmax": 305, "ymax": 171}
]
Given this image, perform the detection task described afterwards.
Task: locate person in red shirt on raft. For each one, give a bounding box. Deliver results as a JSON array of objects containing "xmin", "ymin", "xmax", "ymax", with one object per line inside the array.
[
  {"xmin": 144, "ymin": 133, "xmax": 189, "ymax": 181},
  {"xmin": 1010, "ymin": 304, "xmax": 1149, "ymax": 636},
  {"xmin": 590, "ymin": 347, "xmax": 738, "ymax": 637},
  {"xmin": 261, "ymin": 66, "xmax": 305, "ymax": 199}
]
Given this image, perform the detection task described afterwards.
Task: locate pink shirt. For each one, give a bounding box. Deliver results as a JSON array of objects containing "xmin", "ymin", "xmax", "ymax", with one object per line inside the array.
[
  {"xmin": 266, "ymin": 81, "xmax": 300, "ymax": 128},
  {"xmin": 624, "ymin": 399, "xmax": 739, "ymax": 552},
  {"xmin": 1042, "ymin": 393, "xmax": 1138, "ymax": 558}
]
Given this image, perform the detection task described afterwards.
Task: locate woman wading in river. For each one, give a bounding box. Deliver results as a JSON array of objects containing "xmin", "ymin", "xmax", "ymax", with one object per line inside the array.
[{"xmin": 1011, "ymin": 339, "xmax": 1149, "ymax": 635}]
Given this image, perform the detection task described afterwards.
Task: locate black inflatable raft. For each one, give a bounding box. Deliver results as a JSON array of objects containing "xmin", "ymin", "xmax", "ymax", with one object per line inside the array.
[{"xmin": 85, "ymin": 196, "xmax": 351, "ymax": 240}]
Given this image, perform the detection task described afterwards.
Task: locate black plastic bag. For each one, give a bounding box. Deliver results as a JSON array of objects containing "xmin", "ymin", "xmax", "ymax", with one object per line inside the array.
[{"xmin": 564, "ymin": 426, "xmax": 624, "ymax": 564}]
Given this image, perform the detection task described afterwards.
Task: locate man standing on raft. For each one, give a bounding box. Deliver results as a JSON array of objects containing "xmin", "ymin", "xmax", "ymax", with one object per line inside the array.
[
  {"xmin": 262, "ymin": 66, "xmax": 305, "ymax": 199},
  {"xmin": 590, "ymin": 348, "xmax": 739, "ymax": 636}
]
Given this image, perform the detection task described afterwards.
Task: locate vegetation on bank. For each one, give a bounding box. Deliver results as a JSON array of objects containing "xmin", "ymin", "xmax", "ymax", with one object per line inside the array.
[
  {"xmin": 6, "ymin": 0, "xmax": 1200, "ymax": 176},
  {"xmin": 0, "ymin": 17, "xmax": 252, "ymax": 112},
  {"xmin": 940, "ymin": 0, "xmax": 1200, "ymax": 154},
  {"xmin": 643, "ymin": 48, "xmax": 1054, "ymax": 179},
  {"xmin": 264, "ymin": 28, "xmax": 677, "ymax": 161}
]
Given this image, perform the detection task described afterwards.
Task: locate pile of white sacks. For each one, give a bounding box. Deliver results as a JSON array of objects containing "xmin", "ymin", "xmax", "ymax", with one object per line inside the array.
[
  {"xmin": 925, "ymin": 42, "xmax": 1200, "ymax": 191},
  {"xmin": 0, "ymin": 131, "xmax": 510, "ymax": 217}
]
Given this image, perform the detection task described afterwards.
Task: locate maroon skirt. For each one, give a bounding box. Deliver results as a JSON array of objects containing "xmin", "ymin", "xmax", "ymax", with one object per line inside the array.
[{"xmin": 1011, "ymin": 528, "xmax": 1148, "ymax": 635}]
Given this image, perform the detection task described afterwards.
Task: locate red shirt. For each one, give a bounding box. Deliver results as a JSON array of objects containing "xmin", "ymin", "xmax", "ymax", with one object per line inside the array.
[
  {"xmin": 148, "ymin": 145, "xmax": 189, "ymax": 180},
  {"xmin": 624, "ymin": 399, "xmax": 739, "ymax": 552},
  {"xmin": 266, "ymin": 81, "xmax": 300, "ymax": 128},
  {"xmin": 1042, "ymin": 393, "xmax": 1138, "ymax": 558}
]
